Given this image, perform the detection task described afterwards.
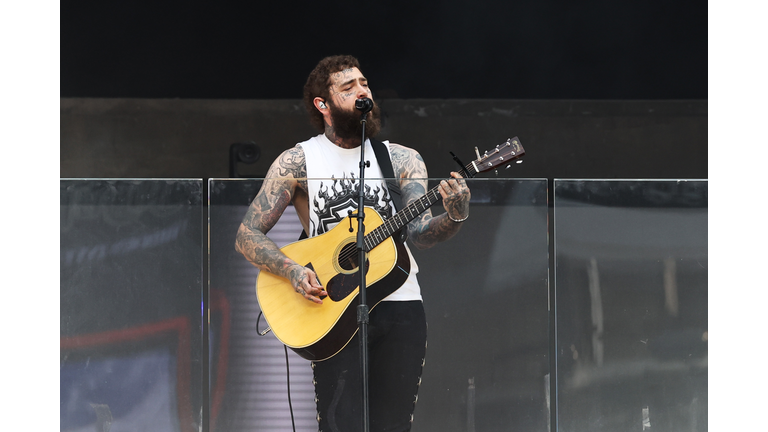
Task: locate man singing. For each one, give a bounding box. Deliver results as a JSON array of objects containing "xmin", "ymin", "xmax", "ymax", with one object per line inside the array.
[{"xmin": 235, "ymin": 55, "xmax": 471, "ymax": 431}]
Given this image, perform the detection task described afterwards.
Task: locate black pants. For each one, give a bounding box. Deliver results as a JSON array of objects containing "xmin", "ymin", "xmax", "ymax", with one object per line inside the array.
[{"xmin": 312, "ymin": 301, "xmax": 428, "ymax": 432}]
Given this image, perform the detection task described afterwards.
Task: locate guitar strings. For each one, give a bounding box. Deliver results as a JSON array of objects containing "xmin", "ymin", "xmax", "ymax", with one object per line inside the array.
[
  {"xmin": 332, "ymin": 180, "xmax": 456, "ymax": 265},
  {"xmin": 333, "ymin": 148, "xmax": 524, "ymax": 266},
  {"xmin": 333, "ymin": 164, "xmax": 478, "ymax": 264}
]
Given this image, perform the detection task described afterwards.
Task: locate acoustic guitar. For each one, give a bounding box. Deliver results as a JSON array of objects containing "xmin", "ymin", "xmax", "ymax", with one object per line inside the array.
[{"xmin": 256, "ymin": 137, "xmax": 525, "ymax": 361}]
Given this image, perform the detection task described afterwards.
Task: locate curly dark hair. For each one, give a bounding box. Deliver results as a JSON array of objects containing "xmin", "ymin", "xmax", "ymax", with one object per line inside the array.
[{"xmin": 303, "ymin": 55, "xmax": 362, "ymax": 132}]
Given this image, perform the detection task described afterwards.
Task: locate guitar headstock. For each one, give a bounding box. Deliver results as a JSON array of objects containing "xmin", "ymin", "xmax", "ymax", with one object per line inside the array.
[{"xmin": 473, "ymin": 137, "xmax": 525, "ymax": 174}]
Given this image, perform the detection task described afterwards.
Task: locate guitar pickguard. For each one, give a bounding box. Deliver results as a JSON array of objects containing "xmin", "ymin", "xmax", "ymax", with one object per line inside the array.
[{"xmin": 326, "ymin": 257, "xmax": 370, "ymax": 301}]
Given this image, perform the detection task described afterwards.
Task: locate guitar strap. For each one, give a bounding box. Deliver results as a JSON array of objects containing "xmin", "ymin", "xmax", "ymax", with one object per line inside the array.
[
  {"xmin": 370, "ymin": 138, "xmax": 404, "ymax": 213},
  {"xmin": 297, "ymin": 138, "xmax": 404, "ymax": 241}
]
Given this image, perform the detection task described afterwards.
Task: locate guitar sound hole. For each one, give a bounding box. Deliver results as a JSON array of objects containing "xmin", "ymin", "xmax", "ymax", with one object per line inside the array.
[
  {"xmin": 338, "ymin": 242, "xmax": 359, "ymax": 271},
  {"xmin": 327, "ymin": 242, "xmax": 371, "ymax": 301}
]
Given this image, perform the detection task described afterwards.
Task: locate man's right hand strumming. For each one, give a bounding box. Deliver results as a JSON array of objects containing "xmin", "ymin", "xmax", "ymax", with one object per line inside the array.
[{"xmin": 287, "ymin": 263, "xmax": 326, "ymax": 304}]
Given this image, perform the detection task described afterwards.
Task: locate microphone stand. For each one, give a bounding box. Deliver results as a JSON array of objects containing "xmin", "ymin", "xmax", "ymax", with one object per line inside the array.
[{"xmin": 354, "ymin": 98, "xmax": 372, "ymax": 432}]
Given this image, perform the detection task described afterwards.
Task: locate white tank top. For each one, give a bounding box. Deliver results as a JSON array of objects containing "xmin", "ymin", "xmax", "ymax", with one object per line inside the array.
[{"xmin": 297, "ymin": 134, "xmax": 421, "ymax": 302}]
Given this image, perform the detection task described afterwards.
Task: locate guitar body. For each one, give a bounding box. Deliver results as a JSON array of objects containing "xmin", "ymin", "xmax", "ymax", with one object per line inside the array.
[{"xmin": 256, "ymin": 207, "xmax": 412, "ymax": 361}]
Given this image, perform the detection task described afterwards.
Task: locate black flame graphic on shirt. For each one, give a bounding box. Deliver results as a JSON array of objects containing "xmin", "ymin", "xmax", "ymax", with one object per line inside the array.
[{"xmin": 310, "ymin": 173, "xmax": 393, "ymax": 237}]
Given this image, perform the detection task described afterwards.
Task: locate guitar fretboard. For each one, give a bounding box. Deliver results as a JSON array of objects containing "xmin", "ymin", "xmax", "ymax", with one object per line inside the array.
[
  {"xmin": 360, "ymin": 137, "xmax": 524, "ymax": 251},
  {"xmin": 363, "ymin": 163, "xmax": 476, "ymax": 251}
]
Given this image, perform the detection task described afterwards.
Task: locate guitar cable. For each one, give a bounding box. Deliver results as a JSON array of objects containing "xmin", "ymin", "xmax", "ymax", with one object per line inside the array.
[{"xmin": 257, "ymin": 311, "xmax": 297, "ymax": 432}]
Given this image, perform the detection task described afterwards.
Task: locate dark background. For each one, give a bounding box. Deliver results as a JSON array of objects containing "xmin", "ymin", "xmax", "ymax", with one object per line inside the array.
[
  {"xmin": 59, "ymin": 0, "xmax": 708, "ymax": 181},
  {"xmin": 61, "ymin": 0, "xmax": 707, "ymax": 101}
]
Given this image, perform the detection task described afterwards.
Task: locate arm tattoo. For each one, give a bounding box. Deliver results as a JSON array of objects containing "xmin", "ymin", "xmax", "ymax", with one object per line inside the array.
[
  {"xmin": 389, "ymin": 144, "xmax": 463, "ymax": 250},
  {"xmin": 275, "ymin": 146, "xmax": 307, "ymax": 179},
  {"xmin": 235, "ymin": 146, "xmax": 307, "ymax": 279}
]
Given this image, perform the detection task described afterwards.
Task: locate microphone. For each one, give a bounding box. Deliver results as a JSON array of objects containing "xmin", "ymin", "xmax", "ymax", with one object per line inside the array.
[{"xmin": 355, "ymin": 97, "xmax": 374, "ymax": 114}]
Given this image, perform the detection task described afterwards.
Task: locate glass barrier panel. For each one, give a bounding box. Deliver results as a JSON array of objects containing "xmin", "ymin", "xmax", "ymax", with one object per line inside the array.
[
  {"xmin": 209, "ymin": 178, "xmax": 550, "ymax": 431},
  {"xmin": 60, "ymin": 179, "xmax": 204, "ymax": 432},
  {"xmin": 554, "ymin": 179, "xmax": 707, "ymax": 432}
]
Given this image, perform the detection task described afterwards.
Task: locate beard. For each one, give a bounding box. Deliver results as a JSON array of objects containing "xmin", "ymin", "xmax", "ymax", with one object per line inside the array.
[{"xmin": 328, "ymin": 100, "xmax": 382, "ymax": 141}]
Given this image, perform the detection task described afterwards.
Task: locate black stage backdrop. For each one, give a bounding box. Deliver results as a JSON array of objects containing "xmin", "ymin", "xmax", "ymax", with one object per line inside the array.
[{"xmin": 61, "ymin": 0, "xmax": 706, "ymax": 101}]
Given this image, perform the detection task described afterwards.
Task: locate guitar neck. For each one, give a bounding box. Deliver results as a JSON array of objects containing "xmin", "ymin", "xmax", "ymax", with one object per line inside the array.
[
  {"xmin": 364, "ymin": 164, "xmax": 477, "ymax": 251},
  {"xmin": 363, "ymin": 136, "xmax": 524, "ymax": 251}
]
